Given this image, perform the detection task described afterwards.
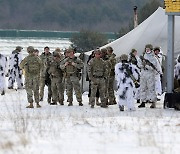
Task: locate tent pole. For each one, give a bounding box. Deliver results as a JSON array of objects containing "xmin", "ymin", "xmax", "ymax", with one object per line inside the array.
[{"xmin": 167, "ymin": 15, "xmax": 175, "ymax": 93}]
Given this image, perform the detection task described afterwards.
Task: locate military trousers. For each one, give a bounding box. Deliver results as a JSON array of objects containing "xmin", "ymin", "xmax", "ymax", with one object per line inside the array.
[
  {"xmin": 90, "ymin": 77, "xmax": 106, "ymax": 106},
  {"xmin": 65, "ymin": 75, "xmax": 82, "ymax": 103},
  {"xmin": 51, "ymin": 77, "xmax": 64, "ymax": 103},
  {"xmin": 25, "ymin": 75, "xmax": 40, "ymax": 103},
  {"xmin": 107, "ymin": 76, "xmax": 116, "ymax": 103}
]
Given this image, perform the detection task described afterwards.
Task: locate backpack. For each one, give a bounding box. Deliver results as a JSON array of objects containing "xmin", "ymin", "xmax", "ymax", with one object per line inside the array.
[{"xmin": 27, "ymin": 56, "xmax": 40, "ymax": 74}]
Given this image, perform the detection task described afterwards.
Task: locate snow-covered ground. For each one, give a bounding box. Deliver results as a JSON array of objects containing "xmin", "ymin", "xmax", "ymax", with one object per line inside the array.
[{"xmin": 0, "ymin": 80, "xmax": 180, "ymax": 154}]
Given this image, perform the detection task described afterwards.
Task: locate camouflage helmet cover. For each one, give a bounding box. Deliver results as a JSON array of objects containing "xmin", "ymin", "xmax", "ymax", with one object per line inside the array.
[
  {"xmin": 27, "ymin": 46, "xmax": 35, "ymax": 53},
  {"xmin": 16, "ymin": 46, "xmax": 23, "ymax": 51},
  {"xmin": 153, "ymin": 46, "xmax": 160, "ymax": 51},
  {"xmin": 145, "ymin": 44, "xmax": 153, "ymax": 50},
  {"xmin": 53, "ymin": 51, "xmax": 60, "ymax": 57},
  {"xmin": 131, "ymin": 48, "xmax": 137, "ymax": 53},
  {"xmin": 120, "ymin": 54, "xmax": 128, "ymax": 61},
  {"xmin": 94, "ymin": 48, "xmax": 101, "ymax": 54},
  {"xmin": 106, "ymin": 46, "xmax": 113, "ymax": 52}
]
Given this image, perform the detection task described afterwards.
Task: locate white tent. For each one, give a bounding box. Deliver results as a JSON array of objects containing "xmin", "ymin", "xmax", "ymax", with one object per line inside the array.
[
  {"xmin": 82, "ymin": 7, "xmax": 180, "ymax": 92},
  {"xmin": 87, "ymin": 7, "xmax": 180, "ymax": 58}
]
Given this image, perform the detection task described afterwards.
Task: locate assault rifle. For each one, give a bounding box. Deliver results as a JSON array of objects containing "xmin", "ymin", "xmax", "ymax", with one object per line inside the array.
[
  {"xmin": 139, "ymin": 55, "xmax": 161, "ymax": 74},
  {"xmin": 122, "ymin": 63, "xmax": 140, "ymax": 88}
]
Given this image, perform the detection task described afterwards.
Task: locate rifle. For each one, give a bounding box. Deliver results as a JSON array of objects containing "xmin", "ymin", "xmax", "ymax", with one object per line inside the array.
[
  {"xmin": 122, "ymin": 64, "xmax": 140, "ymax": 88},
  {"xmin": 139, "ymin": 55, "xmax": 161, "ymax": 74}
]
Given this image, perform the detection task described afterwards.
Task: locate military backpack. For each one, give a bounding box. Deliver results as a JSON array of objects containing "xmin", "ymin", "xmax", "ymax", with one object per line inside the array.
[{"xmin": 27, "ymin": 56, "xmax": 40, "ymax": 75}]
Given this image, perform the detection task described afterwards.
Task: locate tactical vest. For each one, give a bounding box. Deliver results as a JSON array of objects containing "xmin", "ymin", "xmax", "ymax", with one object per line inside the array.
[
  {"xmin": 65, "ymin": 58, "xmax": 76, "ymax": 74},
  {"xmin": 92, "ymin": 59, "xmax": 105, "ymax": 77}
]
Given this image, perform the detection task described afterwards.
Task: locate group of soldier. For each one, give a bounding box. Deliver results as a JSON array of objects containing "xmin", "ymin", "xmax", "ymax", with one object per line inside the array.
[{"xmin": 0, "ymin": 44, "xmax": 180, "ymax": 111}]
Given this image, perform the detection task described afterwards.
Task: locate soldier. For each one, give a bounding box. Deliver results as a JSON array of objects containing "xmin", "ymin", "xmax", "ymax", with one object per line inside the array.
[
  {"xmin": 154, "ymin": 47, "xmax": 163, "ymax": 96},
  {"xmin": 115, "ymin": 54, "xmax": 139, "ymax": 111},
  {"xmin": 88, "ymin": 49, "xmax": 108, "ymax": 108},
  {"xmin": 34, "ymin": 49, "xmax": 40, "ymax": 56},
  {"xmin": 0, "ymin": 53, "xmax": 8, "ymax": 95},
  {"xmin": 129, "ymin": 48, "xmax": 141, "ymax": 103},
  {"xmin": 39, "ymin": 46, "xmax": 53, "ymax": 103},
  {"xmin": 174, "ymin": 54, "xmax": 180, "ymax": 87},
  {"xmin": 8, "ymin": 46, "xmax": 23, "ymax": 89},
  {"xmin": 20, "ymin": 46, "xmax": 42, "ymax": 108},
  {"xmin": 101, "ymin": 48, "xmax": 111, "ymax": 105},
  {"xmin": 138, "ymin": 44, "xmax": 158, "ymax": 108},
  {"xmin": 48, "ymin": 51, "xmax": 64, "ymax": 105},
  {"xmin": 106, "ymin": 46, "xmax": 117, "ymax": 105},
  {"xmin": 60, "ymin": 48, "xmax": 83, "ymax": 106},
  {"xmin": 86, "ymin": 51, "xmax": 100, "ymax": 105}
]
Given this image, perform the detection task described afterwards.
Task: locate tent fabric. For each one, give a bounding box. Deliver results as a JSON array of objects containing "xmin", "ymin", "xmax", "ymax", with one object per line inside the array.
[
  {"xmin": 82, "ymin": 7, "xmax": 180, "ymax": 92},
  {"xmin": 86, "ymin": 7, "xmax": 180, "ymax": 58}
]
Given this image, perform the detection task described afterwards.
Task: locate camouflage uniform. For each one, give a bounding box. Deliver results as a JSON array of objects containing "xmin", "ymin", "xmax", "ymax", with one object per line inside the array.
[
  {"xmin": 60, "ymin": 49, "xmax": 83, "ymax": 106},
  {"xmin": 20, "ymin": 46, "xmax": 42, "ymax": 108},
  {"xmin": 106, "ymin": 47, "xmax": 117, "ymax": 105},
  {"xmin": 138, "ymin": 44, "xmax": 158, "ymax": 108},
  {"xmin": 8, "ymin": 46, "xmax": 23, "ymax": 89},
  {"xmin": 174, "ymin": 55, "xmax": 180, "ymax": 87},
  {"xmin": 88, "ymin": 49, "xmax": 108, "ymax": 108},
  {"xmin": 48, "ymin": 52, "xmax": 64, "ymax": 105},
  {"xmin": 101, "ymin": 48, "xmax": 112, "ymax": 105},
  {"xmin": 39, "ymin": 51, "xmax": 53, "ymax": 103},
  {"xmin": 0, "ymin": 53, "xmax": 8, "ymax": 95}
]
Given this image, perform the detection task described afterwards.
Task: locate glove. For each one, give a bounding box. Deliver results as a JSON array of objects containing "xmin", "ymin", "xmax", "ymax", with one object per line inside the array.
[{"xmin": 142, "ymin": 60, "xmax": 146, "ymax": 66}]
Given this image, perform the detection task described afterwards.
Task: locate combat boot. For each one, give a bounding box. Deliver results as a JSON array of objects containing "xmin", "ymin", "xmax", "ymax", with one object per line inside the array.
[
  {"xmin": 59, "ymin": 101, "xmax": 64, "ymax": 105},
  {"xmin": 174, "ymin": 103, "xmax": 180, "ymax": 111},
  {"xmin": 1, "ymin": 90, "xmax": 5, "ymax": 95},
  {"xmin": 79, "ymin": 102, "xmax": 83, "ymax": 106},
  {"xmin": 113, "ymin": 100, "xmax": 117, "ymax": 105},
  {"xmin": 138, "ymin": 102, "xmax": 146, "ymax": 108},
  {"xmin": 91, "ymin": 105, "xmax": 94, "ymax": 108},
  {"xmin": 36, "ymin": 103, "xmax": 41, "ymax": 108},
  {"xmin": 119, "ymin": 105, "xmax": 124, "ymax": 111},
  {"xmin": 26, "ymin": 103, "xmax": 34, "ymax": 108},
  {"xmin": 101, "ymin": 103, "xmax": 108, "ymax": 108},
  {"xmin": 50, "ymin": 102, "xmax": 57, "ymax": 105},
  {"xmin": 137, "ymin": 99, "xmax": 140, "ymax": 103},
  {"xmin": 8, "ymin": 86, "xmax": 13, "ymax": 89},
  {"xmin": 68, "ymin": 102, "xmax": 73, "ymax": 106},
  {"xmin": 150, "ymin": 102, "xmax": 156, "ymax": 108}
]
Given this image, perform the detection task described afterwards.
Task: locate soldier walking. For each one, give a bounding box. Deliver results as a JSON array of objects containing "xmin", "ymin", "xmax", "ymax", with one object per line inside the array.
[
  {"xmin": 20, "ymin": 46, "xmax": 42, "ymax": 108},
  {"xmin": 60, "ymin": 48, "xmax": 83, "ymax": 106}
]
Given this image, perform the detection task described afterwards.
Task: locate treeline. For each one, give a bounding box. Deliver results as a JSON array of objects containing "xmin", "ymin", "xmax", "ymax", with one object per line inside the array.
[{"xmin": 0, "ymin": 0, "xmax": 163, "ymax": 32}]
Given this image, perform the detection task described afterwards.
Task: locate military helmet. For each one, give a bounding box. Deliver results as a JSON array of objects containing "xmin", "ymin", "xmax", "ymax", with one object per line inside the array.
[
  {"xmin": 53, "ymin": 51, "xmax": 60, "ymax": 57},
  {"xmin": 27, "ymin": 46, "xmax": 35, "ymax": 53},
  {"xmin": 100, "ymin": 48, "xmax": 107, "ymax": 54},
  {"xmin": 94, "ymin": 48, "xmax": 101, "ymax": 54},
  {"xmin": 154, "ymin": 46, "xmax": 160, "ymax": 51},
  {"xmin": 106, "ymin": 46, "xmax": 113, "ymax": 52},
  {"xmin": 66, "ymin": 48, "xmax": 75, "ymax": 53},
  {"xmin": 55, "ymin": 47, "xmax": 61, "ymax": 53},
  {"xmin": 177, "ymin": 55, "xmax": 180, "ymax": 63},
  {"xmin": 16, "ymin": 46, "xmax": 23, "ymax": 51},
  {"xmin": 120, "ymin": 54, "xmax": 128, "ymax": 61},
  {"xmin": 131, "ymin": 48, "xmax": 137, "ymax": 53},
  {"xmin": 145, "ymin": 44, "xmax": 153, "ymax": 50}
]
